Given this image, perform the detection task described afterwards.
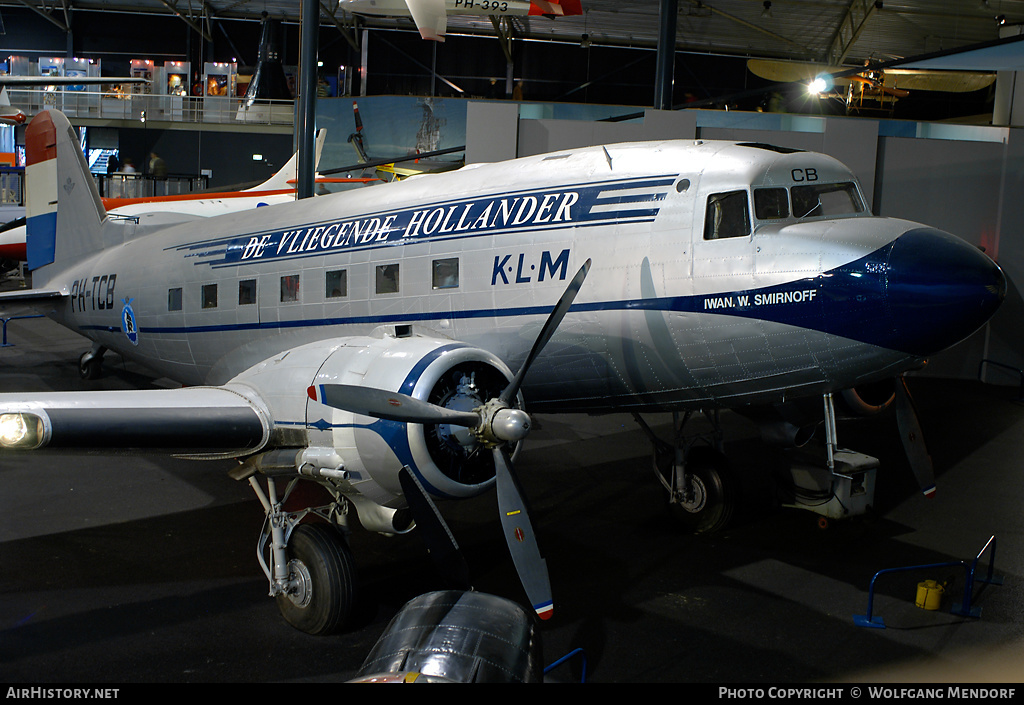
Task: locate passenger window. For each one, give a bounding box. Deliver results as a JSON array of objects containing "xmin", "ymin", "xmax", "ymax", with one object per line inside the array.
[
  {"xmin": 168, "ymin": 287, "xmax": 182, "ymax": 311},
  {"xmin": 376, "ymin": 263, "xmax": 400, "ymax": 294},
  {"xmin": 432, "ymin": 258, "xmax": 459, "ymax": 289},
  {"xmin": 704, "ymin": 191, "xmax": 750, "ymax": 240},
  {"xmin": 280, "ymin": 274, "xmax": 300, "ymax": 303},
  {"xmin": 326, "ymin": 270, "xmax": 347, "ymax": 298},
  {"xmin": 754, "ymin": 188, "xmax": 789, "ymax": 220},
  {"xmin": 201, "ymin": 283, "xmax": 218, "ymax": 309},
  {"xmin": 238, "ymin": 279, "xmax": 256, "ymax": 305}
]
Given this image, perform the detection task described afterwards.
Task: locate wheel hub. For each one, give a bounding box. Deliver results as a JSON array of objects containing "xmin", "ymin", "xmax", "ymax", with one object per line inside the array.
[
  {"xmin": 284, "ymin": 559, "xmax": 313, "ymax": 608},
  {"xmin": 678, "ymin": 475, "xmax": 707, "ymax": 514}
]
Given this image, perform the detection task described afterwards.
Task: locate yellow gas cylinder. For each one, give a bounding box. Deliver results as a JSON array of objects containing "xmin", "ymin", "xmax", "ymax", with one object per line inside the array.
[{"xmin": 915, "ymin": 580, "xmax": 944, "ymax": 610}]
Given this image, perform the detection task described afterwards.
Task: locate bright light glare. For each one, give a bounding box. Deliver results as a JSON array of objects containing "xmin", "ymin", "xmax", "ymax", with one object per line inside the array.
[
  {"xmin": 0, "ymin": 413, "xmax": 28, "ymax": 447},
  {"xmin": 0, "ymin": 412, "xmax": 43, "ymax": 449},
  {"xmin": 808, "ymin": 77, "xmax": 828, "ymax": 94}
]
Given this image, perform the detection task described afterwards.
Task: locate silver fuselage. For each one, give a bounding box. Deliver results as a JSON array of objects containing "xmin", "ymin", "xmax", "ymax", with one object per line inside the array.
[{"xmin": 44, "ymin": 140, "xmax": 1003, "ymax": 413}]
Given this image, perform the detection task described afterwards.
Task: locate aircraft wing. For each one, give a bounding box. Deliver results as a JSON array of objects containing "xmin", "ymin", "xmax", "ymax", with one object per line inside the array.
[
  {"xmin": 0, "ymin": 288, "xmax": 65, "ymax": 304},
  {"xmin": 404, "ymin": 0, "xmax": 448, "ymax": 41},
  {"xmin": 0, "ymin": 386, "xmax": 269, "ymax": 455}
]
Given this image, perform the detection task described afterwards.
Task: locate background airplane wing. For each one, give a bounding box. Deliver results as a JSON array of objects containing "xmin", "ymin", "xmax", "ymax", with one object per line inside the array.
[{"xmin": 404, "ymin": 0, "xmax": 448, "ymax": 41}]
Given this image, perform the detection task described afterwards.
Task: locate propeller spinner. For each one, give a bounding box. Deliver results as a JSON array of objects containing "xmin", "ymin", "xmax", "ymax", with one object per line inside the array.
[{"xmin": 307, "ymin": 258, "xmax": 592, "ymax": 620}]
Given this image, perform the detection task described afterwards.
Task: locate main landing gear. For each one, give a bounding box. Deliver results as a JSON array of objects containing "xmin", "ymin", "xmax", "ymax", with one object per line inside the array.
[
  {"xmin": 634, "ymin": 410, "xmax": 736, "ymax": 534},
  {"xmin": 233, "ymin": 461, "xmax": 357, "ymax": 635},
  {"xmin": 635, "ymin": 394, "xmax": 881, "ymax": 534}
]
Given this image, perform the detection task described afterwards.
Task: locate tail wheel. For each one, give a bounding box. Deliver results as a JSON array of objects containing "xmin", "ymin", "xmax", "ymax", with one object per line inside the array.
[
  {"xmin": 275, "ymin": 523, "xmax": 356, "ymax": 635},
  {"xmin": 667, "ymin": 446, "xmax": 735, "ymax": 534}
]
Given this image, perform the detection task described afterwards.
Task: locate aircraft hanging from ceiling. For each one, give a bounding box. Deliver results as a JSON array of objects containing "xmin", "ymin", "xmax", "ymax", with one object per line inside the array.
[
  {"xmin": 341, "ymin": 0, "xmax": 583, "ymax": 41},
  {"xmin": 0, "ymin": 110, "xmax": 1004, "ymax": 634},
  {"xmin": 747, "ymin": 58, "xmax": 997, "ymax": 115},
  {"xmin": 0, "ymin": 76, "xmax": 149, "ymax": 125}
]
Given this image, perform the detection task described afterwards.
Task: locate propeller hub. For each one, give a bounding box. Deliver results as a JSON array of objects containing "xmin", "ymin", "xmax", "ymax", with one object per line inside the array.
[{"xmin": 473, "ymin": 398, "xmax": 531, "ymax": 446}]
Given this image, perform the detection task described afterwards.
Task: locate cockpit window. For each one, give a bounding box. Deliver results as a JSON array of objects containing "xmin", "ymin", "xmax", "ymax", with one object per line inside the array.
[
  {"xmin": 791, "ymin": 182, "xmax": 864, "ymax": 218},
  {"xmin": 754, "ymin": 188, "xmax": 789, "ymax": 220},
  {"xmin": 704, "ymin": 190, "xmax": 751, "ymax": 240}
]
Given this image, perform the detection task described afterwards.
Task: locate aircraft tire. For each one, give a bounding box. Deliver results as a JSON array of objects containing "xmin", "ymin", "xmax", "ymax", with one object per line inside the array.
[
  {"xmin": 79, "ymin": 352, "xmax": 102, "ymax": 380},
  {"xmin": 275, "ymin": 523, "xmax": 356, "ymax": 635},
  {"xmin": 667, "ymin": 446, "xmax": 735, "ymax": 534}
]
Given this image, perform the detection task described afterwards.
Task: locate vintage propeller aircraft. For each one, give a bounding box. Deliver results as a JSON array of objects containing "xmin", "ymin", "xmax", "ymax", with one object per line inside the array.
[
  {"xmin": 747, "ymin": 58, "xmax": 997, "ymax": 116},
  {"xmin": 341, "ymin": 0, "xmax": 583, "ymax": 41},
  {"xmin": 0, "ymin": 109, "xmax": 1004, "ymax": 634}
]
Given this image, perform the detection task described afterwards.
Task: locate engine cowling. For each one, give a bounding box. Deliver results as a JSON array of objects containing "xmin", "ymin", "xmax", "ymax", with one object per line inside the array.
[{"xmin": 302, "ymin": 330, "xmax": 518, "ymax": 508}]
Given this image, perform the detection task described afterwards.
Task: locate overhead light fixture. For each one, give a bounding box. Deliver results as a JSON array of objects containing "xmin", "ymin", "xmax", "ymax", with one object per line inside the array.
[
  {"xmin": 996, "ymin": 14, "xmax": 1007, "ymax": 25},
  {"xmin": 762, "ymin": 1, "xmax": 772, "ymax": 18}
]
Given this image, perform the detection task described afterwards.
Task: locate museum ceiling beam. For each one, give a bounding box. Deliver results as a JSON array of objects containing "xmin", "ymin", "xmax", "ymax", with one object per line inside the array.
[
  {"xmin": 683, "ymin": 0, "xmax": 810, "ymax": 56},
  {"xmin": 825, "ymin": 0, "xmax": 879, "ymax": 66},
  {"xmin": 14, "ymin": 0, "xmax": 68, "ymax": 32},
  {"xmin": 157, "ymin": 0, "xmax": 213, "ymax": 42},
  {"xmin": 319, "ymin": 1, "xmax": 361, "ymax": 52}
]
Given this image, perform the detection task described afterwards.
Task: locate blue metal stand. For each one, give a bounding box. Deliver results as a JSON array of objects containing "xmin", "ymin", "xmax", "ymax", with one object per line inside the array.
[
  {"xmin": 1, "ymin": 314, "xmax": 44, "ymax": 347},
  {"xmin": 854, "ymin": 535, "xmax": 1002, "ymax": 628}
]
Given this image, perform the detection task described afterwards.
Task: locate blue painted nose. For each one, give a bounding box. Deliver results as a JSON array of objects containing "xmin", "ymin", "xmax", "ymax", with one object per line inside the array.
[{"xmin": 885, "ymin": 228, "xmax": 1005, "ymax": 356}]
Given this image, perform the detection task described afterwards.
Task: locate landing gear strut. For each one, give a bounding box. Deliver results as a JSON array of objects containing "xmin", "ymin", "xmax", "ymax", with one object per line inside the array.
[
  {"xmin": 237, "ymin": 465, "xmax": 357, "ymax": 635},
  {"xmin": 634, "ymin": 410, "xmax": 736, "ymax": 534}
]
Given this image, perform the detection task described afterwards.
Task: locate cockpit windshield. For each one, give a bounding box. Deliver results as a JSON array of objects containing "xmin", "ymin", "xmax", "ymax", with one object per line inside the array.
[
  {"xmin": 790, "ymin": 182, "xmax": 865, "ymax": 218},
  {"xmin": 753, "ymin": 182, "xmax": 865, "ymax": 222}
]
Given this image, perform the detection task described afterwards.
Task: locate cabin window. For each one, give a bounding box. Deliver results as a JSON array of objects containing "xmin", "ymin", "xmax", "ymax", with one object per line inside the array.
[
  {"xmin": 704, "ymin": 190, "xmax": 750, "ymax": 240},
  {"xmin": 376, "ymin": 263, "xmax": 400, "ymax": 294},
  {"xmin": 280, "ymin": 274, "xmax": 300, "ymax": 303},
  {"xmin": 238, "ymin": 279, "xmax": 256, "ymax": 305},
  {"xmin": 754, "ymin": 188, "xmax": 789, "ymax": 220},
  {"xmin": 168, "ymin": 287, "xmax": 182, "ymax": 311},
  {"xmin": 326, "ymin": 270, "xmax": 347, "ymax": 298},
  {"xmin": 201, "ymin": 283, "xmax": 218, "ymax": 309},
  {"xmin": 432, "ymin": 258, "xmax": 459, "ymax": 289},
  {"xmin": 792, "ymin": 182, "xmax": 865, "ymax": 218}
]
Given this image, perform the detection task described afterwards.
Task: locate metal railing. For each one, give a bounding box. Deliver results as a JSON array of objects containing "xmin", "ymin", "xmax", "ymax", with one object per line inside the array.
[
  {"xmin": 853, "ymin": 535, "xmax": 1003, "ymax": 628},
  {"xmin": 6, "ymin": 88, "xmax": 295, "ymax": 127}
]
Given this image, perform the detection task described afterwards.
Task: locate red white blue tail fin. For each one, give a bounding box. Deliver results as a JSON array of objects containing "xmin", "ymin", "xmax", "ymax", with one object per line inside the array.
[{"xmin": 25, "ymin": 110, "xmax": 107, "ymax": 285}]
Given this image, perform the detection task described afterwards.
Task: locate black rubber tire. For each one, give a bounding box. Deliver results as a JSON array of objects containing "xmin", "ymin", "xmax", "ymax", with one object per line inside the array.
[
  {"xmin": 275, "ymin": 523, "xmax": 356, "ymax": 635},
  {"xmin": 667, "ymin": 446, "xmax": 735, "ymax": 534},
  {"xmin": 79, "ymin": 352, "xmax": 102, "ymax": 380}
]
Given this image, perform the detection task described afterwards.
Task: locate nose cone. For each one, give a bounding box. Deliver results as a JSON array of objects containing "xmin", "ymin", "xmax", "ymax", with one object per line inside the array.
[{"xmin": 885, "ymin": 228, "xmax": 1005, "ymax": 356}]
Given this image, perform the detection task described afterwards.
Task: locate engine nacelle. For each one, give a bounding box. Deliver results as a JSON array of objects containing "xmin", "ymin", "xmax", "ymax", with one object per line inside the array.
[
  {"xmin": 227, "ymin": 328, "xmax": 520, "ymax": 524},
  {"xmin": 305, "ymin": 329, "xmax": 519, "ymax": 508}
]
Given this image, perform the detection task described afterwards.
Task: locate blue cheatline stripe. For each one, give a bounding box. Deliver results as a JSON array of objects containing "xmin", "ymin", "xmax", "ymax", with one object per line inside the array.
[
  {"xmin": 78, "ymin": 231, "xmax": 1001, "ymax": 358},
  {"xmin": 26, "ymin": 212, "xmax": 57, "ymax": 269}
]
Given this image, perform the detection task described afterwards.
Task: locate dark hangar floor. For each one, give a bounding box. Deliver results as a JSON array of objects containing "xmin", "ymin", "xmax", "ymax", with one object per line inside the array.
[{"xmin": 0, "ymin": 311, "xmax": 1022, "ymax": 684}]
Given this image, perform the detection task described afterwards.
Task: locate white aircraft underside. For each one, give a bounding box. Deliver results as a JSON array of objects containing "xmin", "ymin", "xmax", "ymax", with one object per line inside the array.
[{"xmin": 0, "ymin": 110, "xmax": 1004, "ymax": 635}]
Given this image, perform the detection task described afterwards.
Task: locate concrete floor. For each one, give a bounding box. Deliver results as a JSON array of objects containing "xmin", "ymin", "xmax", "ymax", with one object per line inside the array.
[{"xmin": 0, "ymin": 309, "xmax": 1022, "ymax": 684}]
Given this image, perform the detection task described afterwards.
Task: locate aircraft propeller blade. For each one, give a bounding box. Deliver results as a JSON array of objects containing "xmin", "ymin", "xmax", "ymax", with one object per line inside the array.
[
  {"xmin": 500, "ymin": 258, "xmax": 591, "ymax": 405},
  {"xmin": 308, "ymin": 383, "xmax": 480, "ymax": 427},
  {"xmin": 493, "ymin": 446, "xmax": 553, "ymax": 620},
  {"xmin": 894, "ymin": 375, "xmax": 936, "ymax": 497},
  {"xmin": 399, "ymin": 467, "xmax": 472, "ymax": 590}
]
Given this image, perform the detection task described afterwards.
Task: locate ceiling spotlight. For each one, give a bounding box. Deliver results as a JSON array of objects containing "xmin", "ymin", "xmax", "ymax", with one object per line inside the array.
[
  {"xmin": 762, "ymin": 1, "xmax": 772, "ymax": 18},
  {"xmin": 997, "ymin": 14, "xmax": 1007, "ymax": 24}
]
